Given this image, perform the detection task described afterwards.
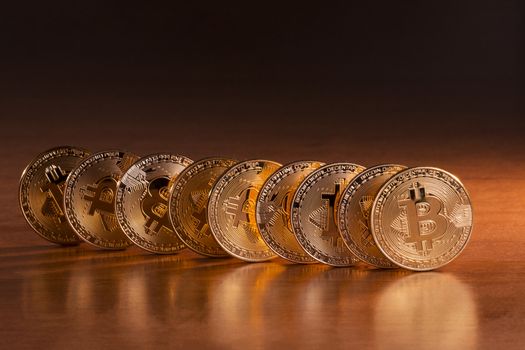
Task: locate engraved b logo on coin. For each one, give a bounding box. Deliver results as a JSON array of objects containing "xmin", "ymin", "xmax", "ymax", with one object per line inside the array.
[
  {"xmin": 141, "ymin": 177, "xmax": 172, "ymax": 235},
  {"xmin": 309, "ymin": 180, "xmax": 344, "ymax": 242},
  {"xmin": 358, "ymin": 195, "xmax": 374, "ymax": 247},
  {"xmin": 267, "ymin": 190, "xmax": 292, "ymax": 229},
  {"xmin": 224, "ymin": 187, "xmax": 257, "ymax": 228},
  {"xmin": 396, "ymin": 182, "xmax": 447, "ymax": 254},
  {"xmin": 82, "ymin": 176, "xmax": 119, "ymax": 232},
  {"xmin": 189, "ymin": 189, "xmax": 210, "ymax": 237},
  {"xmin": 40, "ymin": 164, "xmax": 69, "ymax": 223},
  {"xmin": 224, "ymin": 186, "xmax": 260, "ymax": 243}
]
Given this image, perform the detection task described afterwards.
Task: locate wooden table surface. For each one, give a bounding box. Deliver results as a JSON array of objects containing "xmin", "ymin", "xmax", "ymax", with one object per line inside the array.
[{"xmin": 0, "ymin": 89, "xmax": 523, "ymax": 349}]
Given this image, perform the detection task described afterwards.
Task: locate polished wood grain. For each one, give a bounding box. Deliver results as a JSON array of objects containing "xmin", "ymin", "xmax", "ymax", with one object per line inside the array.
[{"xmin": 1, "ymin": 91, "xmax": 524, "ymax": 349}]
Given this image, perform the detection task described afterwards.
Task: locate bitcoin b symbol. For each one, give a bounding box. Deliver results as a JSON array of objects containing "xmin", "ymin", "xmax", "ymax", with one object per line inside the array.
[
  {"xmin": 141, "ymin": 177, "xmax": 173, "ymax": 235},
  {"xmin": 267, "ymin": 190, "xmax": 293, "ymax": 229},
  {"xmin": 397, "ymin": 183, "xmax": 447, "ymax": 253},
  {"xmin": 83, "ymin": 176, "xmax": 119, "ymax": 232},
  {"xmin": 224, "ymin": 186, "xmax": 260, "ymax": 243},
  {"xmin": 40, "ymin": 165, "xmax": 69, "ymax": 222},
  {"xmin": 224, "ymin": 187, "xmax": 257, "ymax": 228}
]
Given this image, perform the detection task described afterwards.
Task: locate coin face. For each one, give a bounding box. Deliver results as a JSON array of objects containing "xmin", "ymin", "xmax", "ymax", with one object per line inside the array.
[
  {"xmin": 291, "ymin": 163, "xmax": 365, "ymax": 266},
  {"xmin": 338, "ymin": 164, "xmax": 407, "ymax": 268},
  {"xmin": 370, "ymin": 167, "xmax": 473, "ymax": 271},
  {"xmin": 64, "ymin": 150, "xmax": 140, "ymax": 250},
  {"xmin": 208, "ymin": 160, "xmax": 282, "ymax": 262},
  {"xmin": 256, "ymin": 161, "xmax": 325, "ymax": 263},
  {"xmin": 169, "ymin": 157, "xmax": 237, "ymax": 257},
  {"xmin": 19, "ymin": 146, "xmax": 91, "ymax": 245},
  {"xmin": 116, "ymin": 153, "xmax": 193, "ymax": 254}
]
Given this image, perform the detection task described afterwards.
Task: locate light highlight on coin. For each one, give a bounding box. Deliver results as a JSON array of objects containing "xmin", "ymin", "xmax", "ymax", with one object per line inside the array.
[
  {"xmin": 208, "ymin": 160, "xmax": 282, "ymax": 262},
  {"xmin": 338, "ymin": 164, "xmax": 406, "ymax": 268},
  {"xmin": 370, "ymin": 167, "xmax": 473, "ymax": 271},
  {"xmin": 256, "ymin": 161, "xmax": 324, "ymax": 263},
  {"xmin": 19, "ymin": 146, "xmax": 90, "ymax": 245},
  {"xmin": 64, "ymin": 150, "xmax": 140, "ymax": 250},
  {"xmin": 169, "ymin": 157, "xmax": 237, "ymax": 257},
  {"xmin": 116, "ymin": 153, "xmax": 193, "ymax": 254},
  {"xmin": 291, "ymin": 162, "xmax": 365, "ymax": 266}
]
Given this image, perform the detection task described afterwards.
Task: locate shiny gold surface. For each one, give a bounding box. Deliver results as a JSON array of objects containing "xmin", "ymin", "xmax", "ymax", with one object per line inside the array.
[
  {"xmin": 371, "ymin": 167, "xmax": 473, "ymax": 271},
  {"xmin": 169, "ymin": 157, "xmax": 237, "ymax": 257},
  {"xmin": 3, "ymin": 145, "xmax": 525, "ymax": 350},
  {"xmin": 256, "ymin": 161, "xmax": 324, "ymax": 263},
  {"xmin": 338, "ymin": 164, "xmax": 406, "ymax": 268},
  {"xmin": 64, "ymin": 151, "xmax": 140, "ymax": 250},
  {"xmin": 18, "ymin": 146, "xmax": 90, "ymax": 245},
  {"xmin": 208, "ymin": 160, "xmax": 282, "ymax": 262},
  {"xmin": 116, "ymin": 154, "xmax": 192, "ymax": 254},
  {"xmin": 291, "ymin": 163, "xmax": 365, "ymax": 266}
]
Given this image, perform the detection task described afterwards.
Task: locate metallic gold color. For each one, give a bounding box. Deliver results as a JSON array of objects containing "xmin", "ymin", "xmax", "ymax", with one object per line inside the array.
[
  {"xmin": 338, "ymin": 164, "xmax": 406, "ymax": 268},
  {"xmin": 370, "ymin": 167, "xmax": 473, "ymax": 271},
  {"xmin": 19, "ymin": 146, "xmax": 90, "ymax": 245},
  {"xmin": 291, "ymin": 163, "xmax": 365, "ymax": 266},
  {"xmin": 208, "ymin": 160, "xmax": 282, "ymax": 262},
  {"xmin": 116, "ymin": 153, "xmax": 193, "ymax": 254},
  {"xmin": 169, "ymin": 157, "xmax": 237, "ymax": 257},
  {"xmin": 64, "ymin": 150, "xmax": 140, "ymax": 250},
  {"xmin": 256, "ymin": 161, "xmax": 324, "ymax": 263}
]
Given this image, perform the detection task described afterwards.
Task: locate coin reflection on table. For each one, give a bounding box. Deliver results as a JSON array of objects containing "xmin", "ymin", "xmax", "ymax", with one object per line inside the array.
[
  {"xmin": 374, "ymin": 273, "xmax": 477, "ymax": 349},
  {"xmin": 208, "ymin": 263, "xmax": 285, "ymax": 346}
]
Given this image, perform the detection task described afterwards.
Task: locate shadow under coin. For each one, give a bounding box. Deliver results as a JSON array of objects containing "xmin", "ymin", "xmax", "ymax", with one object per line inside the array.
[{"xmin": 373, "ymin": 272, "xmax": 478, "ymax": 350}]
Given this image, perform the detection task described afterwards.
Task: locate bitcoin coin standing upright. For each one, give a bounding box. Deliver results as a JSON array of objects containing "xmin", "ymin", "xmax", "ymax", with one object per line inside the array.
[
  {"xmin": 256, "ymin": 161, "xmax": 325, "ymax": 264},
  {"xmin": 208, "ymin": 160, "xmax": 282, "ymax": 262},
  {"xmin": 19, "ymin": 146, "xmax": 91, "ymax": 245},
  {"xmin": 116, "ymin": 153, "xmax": 193, "ymax": 254},
  {"xmin": 170, "ymin": 157, "xmax": 237, "ymax": 257},
  {"xmin": 291, "ymin": 163, "xmax": 365, "ymax": 267},
  {"xmin": 338, "ymin": 164, "xmax": 406, "ymax": 268},
  {"xmin": 64, "ymin": 150, "xmax": 140, "ymax": 250},
  {"xmin": 370, "ymin": 167, "xmax": 473, "ymax": 271}
]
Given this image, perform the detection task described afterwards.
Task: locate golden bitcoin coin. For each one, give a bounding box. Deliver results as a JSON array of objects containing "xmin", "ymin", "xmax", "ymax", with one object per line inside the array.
[
  {"xmin": 370, "ymin": 167, "xmax": 473, "ymax": 271},
  {"xmin": 170, "ymin": 157, "xmax": 237, "ymax": 257},
  {"xmin": 64, "ymin": 150, "xmax": 140, "ymax": 250},
  {"xmin": 338, "ymin": 164, "xmax": 407, "ymax": 268},
  {"xmin": 256, "ymin": 161, "xmax": 325, "ymax": 263},
  {"xmin": 291, "ymin": 163, "xmax": 365, "ymax": 266},
  {"xmin": 208, "ymin": 160, "xmax": 282, "ymax": 262},
  {"xmin": 116, "ymin": 153, "xmax": 193, "ymax": 254},
  {"xmin": 19, "ymin": 146, "xmax": 91, "ymax": 245}
]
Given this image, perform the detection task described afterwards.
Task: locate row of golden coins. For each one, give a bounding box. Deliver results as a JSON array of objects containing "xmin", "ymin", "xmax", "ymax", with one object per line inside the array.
[{"xmin": 19, "ymin": 146, "xmax": 473, "ymax": 271}]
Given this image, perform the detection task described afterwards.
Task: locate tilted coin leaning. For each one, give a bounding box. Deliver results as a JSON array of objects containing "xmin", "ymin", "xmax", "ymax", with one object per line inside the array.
[
  {"xmin": 20, "ymin": 146, "xmax": 474, "ymax": 271},
  {"xmin": 19, "ymin": 146, "xmax": 91, "ymax": 245},
  {"xmin": 338, "ymin": 164, "xmax": 406, "ymax": 268},
  {"xmin": 256, "ymin": 160, "xmax": 324, "ymax": 264},
  {"xmin": 291, "ymin": 163, "xmax": 366, "ymax": 267},
  {"xmin": 169, "ymin": 157, "xmax": 237, "ymax": 257},
  {"xmin": 116, "ymin": 153, "xmax": 193, "ymax": 254},
  {"xmin": 208, "ymin": 159, "xmax": 282, "ymax": 262},
  {"xmin": 64, "ymin": 150, "xmax": 140, "ymax": 250}
]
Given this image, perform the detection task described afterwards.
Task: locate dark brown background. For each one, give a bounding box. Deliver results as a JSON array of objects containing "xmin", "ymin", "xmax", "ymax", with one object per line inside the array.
[{"xmin": 0, "ymin": 1, "xmax": 524, "ymax": 349}]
